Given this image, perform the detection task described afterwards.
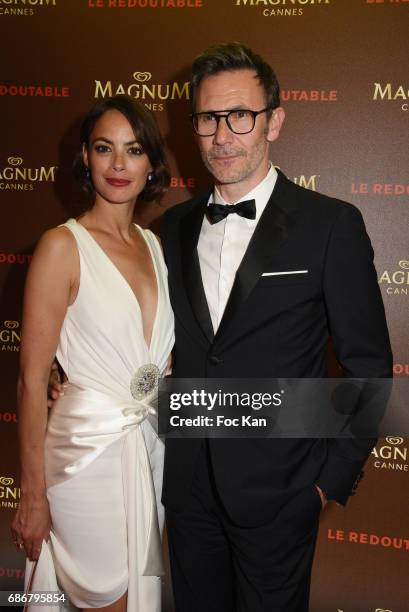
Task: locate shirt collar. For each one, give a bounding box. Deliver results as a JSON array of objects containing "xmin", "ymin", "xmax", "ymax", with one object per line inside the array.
[{"xmin": 211, "ymin": 163, "xmax": 278, "ymax": 226}]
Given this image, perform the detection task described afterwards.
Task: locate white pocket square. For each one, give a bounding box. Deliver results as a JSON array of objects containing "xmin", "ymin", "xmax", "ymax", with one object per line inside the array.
[{"xmin": 262, "ymin": 270, "xmax": 309, "ymax": 277}]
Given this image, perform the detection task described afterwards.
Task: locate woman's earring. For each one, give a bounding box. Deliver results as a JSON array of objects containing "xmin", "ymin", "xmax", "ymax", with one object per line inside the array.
[
  {"xmin": 147, "ymin": 172, "xmax": 154, "ymax": 182},
  {"xmin": 85, "ymin": 166, "xmax": 90, "ymax": 178}
]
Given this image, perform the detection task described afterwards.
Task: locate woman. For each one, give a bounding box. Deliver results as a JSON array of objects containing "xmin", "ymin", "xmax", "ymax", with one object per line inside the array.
[{"xmin": 11, "ymin": 95, "xmax": 174, "ymax": 612}]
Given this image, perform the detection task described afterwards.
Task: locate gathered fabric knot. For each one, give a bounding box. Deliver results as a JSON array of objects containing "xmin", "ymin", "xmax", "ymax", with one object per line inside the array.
[
  {"xmin": 120, "ymin": 391, "xmax": 159, "ymax": 431},
  {"xmin": 122, "ymin": 402, "xmax": 157, "ymax": 428}
]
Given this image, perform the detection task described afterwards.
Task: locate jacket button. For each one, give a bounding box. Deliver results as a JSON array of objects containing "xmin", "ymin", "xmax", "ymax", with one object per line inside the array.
[{"xmin": 209, "ymin": 355, "xmax": 223, "ymax": 365}]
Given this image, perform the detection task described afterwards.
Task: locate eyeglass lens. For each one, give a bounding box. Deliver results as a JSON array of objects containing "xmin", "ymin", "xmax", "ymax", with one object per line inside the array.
[{"xmin": 194, "ymin": 110, "xmax": 255, "ymax": 135}]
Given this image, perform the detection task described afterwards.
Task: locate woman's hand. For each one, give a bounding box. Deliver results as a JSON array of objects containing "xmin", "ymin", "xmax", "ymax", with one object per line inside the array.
[
  {"xmin": 47, "ymin": 360, "xmax": 65, "ymax": 409},
  {"xmin": 11, "ymin": 493, "xmax": 51, "ymax": 561}
]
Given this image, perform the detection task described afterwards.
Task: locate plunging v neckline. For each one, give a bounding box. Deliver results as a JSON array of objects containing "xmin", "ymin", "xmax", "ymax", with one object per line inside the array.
[{"xmin": 74, "ymin": 219, "xmax": 160, "ymax": 353}]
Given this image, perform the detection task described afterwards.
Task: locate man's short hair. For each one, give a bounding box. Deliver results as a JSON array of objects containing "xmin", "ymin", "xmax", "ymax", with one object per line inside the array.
[{"xmin": 190, "ymin": 42, "xmax": 280, "ymax": 112}]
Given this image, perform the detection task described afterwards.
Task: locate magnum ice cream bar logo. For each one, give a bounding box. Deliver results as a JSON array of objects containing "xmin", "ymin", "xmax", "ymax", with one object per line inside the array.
[
  {"xmin": 0, "ymin": 321, "xmax": 21, "ymax": 352},
  {"xmin": 293, "ymin": 174, "xmax": 319, "ymax": 191},
  {"xmin": 385, "ymin": 437, "xmax": 404, "ymax": 445},
  {"xmin": 0, "ymin": 0, "xmax": 56, "ymax": 17},
  {"xmin": 94, "ymin": 71, "xmax": 190, "ymax": 112},
  {"xmin": 372, "ymin": 437, "xmax": 408, "ymax": 472},
  {"xmin": 275, "ymin": 167, "xmax": 319, "ymax": 191},
  {"xmin": 378, "ymin": 260, "xmax": 409, "ymax": 296},
  {"xmin": 0, "ymin": 156, "xmax": 58, "ymax": 191},
  {"xmin": 373, "ymin": 82, "xmax": 409, "ymax": 112},
  {"xmin": 234, "ymin": 0, "xmax": 331, "ymax": 18},
  {"xmin": 0, "ymin": 476, "xmax": 20, "ymax": 510},
  {"xmin": 8, "ymin": 157, "xmax": 22, "ymax": 166},
  {"xmin": 133, "ymin": 72, "xmax": 151, "ymax": 82}
]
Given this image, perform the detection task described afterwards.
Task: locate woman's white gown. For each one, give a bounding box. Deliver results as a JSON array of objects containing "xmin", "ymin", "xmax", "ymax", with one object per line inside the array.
[{"xmin": 25, "ymin": 218, "xmax": 174, "ymax": 611}]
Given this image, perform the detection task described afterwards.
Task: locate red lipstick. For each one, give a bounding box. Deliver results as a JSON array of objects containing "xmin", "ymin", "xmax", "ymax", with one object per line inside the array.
[{"xmin": 106, "ymin": 178, "xmax": 131, "ymax": 187}]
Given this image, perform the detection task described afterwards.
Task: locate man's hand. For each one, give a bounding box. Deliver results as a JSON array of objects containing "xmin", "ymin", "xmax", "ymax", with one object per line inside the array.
[
  {"xmin": 47, "ymin": 360, "xmax": 65, "ymax": 408},
  {"xmin": 315, "ymin": 485, "xmax": 328, "ymax": 509}
]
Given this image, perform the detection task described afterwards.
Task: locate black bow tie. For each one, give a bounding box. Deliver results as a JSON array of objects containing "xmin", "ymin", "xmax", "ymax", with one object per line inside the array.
[{"xmin": 206, "ymin": 199, "xmax": 256, "ymax": 224}]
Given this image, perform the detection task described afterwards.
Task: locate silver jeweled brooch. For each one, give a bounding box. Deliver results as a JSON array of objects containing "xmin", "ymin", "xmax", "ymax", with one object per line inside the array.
[{"xmin": 130, "ymin": 363, "xmax": 160, "ymax": 400}]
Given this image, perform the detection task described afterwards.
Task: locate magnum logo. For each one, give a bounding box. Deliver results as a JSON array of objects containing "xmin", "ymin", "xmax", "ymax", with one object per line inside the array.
[
  {"xmin": 0, "ymin": 476, "xmax": 20, "ymax": 510},
  {"xmin": 0, "ymin": 320, "xmax": 21, "ymax": 352},
  {"xmin": 372, "ymin": 437, "xmax": 408, "ymax": 472},
  {"xmin": 94, "ymin": 71, "xmax": 189, "ymax": 112},
  {"xmin": 294, "ymin": 174, "xmax": 319, "ymax": 191},
  {"xmin": 0, "ymin": 156, "xmax": 58, "ymax": 191},
  {"xmin": 378, "ymin": 260, "xmax": 409, "ymax": 296},
  {"xmin": 275, "ymin": 167, "xmax": 319, "ymax": 191},
  {"xmin": 0, "ymin": 0, "xmax": 56, "ymax": 17},
  {"xmin": 385, "ymin": 436, "xmax": 404, "ymax": 445},
  {"xmin": 4, "ymin": 320, "xmax": 19, "ymax": 328},
  {"xmin": 133, "ymin": 72, "xmax": 150, "ymax": 82},
  {"xmin": 373, "ymin": 82, "xmax": 409, "ymax": 112},
  {"xmin": 234, "ymin": 0, "xmax": 331, "ymax": 18}
]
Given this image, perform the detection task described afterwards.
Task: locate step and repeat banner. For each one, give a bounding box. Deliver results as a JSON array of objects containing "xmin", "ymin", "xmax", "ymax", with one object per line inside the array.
[{"xmin": 0, "ymin": 1, "xmax": 408, "ymax": 611}]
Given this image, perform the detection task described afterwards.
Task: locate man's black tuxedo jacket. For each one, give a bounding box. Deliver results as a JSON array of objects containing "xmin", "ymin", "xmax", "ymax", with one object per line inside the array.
[{"xmin": 160, "ymin": 170, "xmax": 392, "ymax": 525}]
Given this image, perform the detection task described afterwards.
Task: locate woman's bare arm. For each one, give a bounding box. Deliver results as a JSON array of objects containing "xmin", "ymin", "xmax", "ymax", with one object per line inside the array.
[{"xmin": 11, "ymin": 227, "xmax": 78, "ymax": 561}]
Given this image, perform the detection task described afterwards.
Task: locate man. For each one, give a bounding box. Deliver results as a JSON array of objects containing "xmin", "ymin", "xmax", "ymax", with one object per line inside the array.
[{"xmin": 160, "ymin": 43, "xmax": 392, "ymax": 611}]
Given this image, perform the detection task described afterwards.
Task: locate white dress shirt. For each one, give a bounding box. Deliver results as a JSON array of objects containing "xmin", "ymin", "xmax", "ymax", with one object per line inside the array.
[{"xmin": 197, "ymin": 164, "xmax": 278, "ymax": 332}]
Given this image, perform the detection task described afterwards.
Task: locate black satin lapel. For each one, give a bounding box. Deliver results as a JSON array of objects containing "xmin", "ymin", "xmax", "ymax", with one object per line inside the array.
[
  {"xmin": 181, "ymin": 194, "xmax": 214, "ymax": 344},
  {"xmin": 215, "ymin": 176, "xmax": 296, "ymax": 343}
]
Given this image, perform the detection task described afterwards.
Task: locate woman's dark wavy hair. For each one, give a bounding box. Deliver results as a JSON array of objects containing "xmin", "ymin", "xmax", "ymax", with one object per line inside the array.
[{"xmin": 73, "ymin": 95, "xmax": 169, "ymax": 203}]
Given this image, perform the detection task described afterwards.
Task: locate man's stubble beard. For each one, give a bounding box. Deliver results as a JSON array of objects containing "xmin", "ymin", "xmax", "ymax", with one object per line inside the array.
[{"xmin": 200, "ymin": 137, "xmax": 269, "ymax": 186}]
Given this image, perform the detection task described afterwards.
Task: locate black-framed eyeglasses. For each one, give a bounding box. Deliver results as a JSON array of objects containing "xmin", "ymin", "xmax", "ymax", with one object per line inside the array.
[{"xmin": 190, "ymin": 107, "xmax": 273, "ymax": 136}]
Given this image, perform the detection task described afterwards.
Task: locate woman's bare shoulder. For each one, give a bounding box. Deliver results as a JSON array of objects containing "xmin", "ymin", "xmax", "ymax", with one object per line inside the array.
[{"xmin": 34, "ymin": 225, "xmax": 77, "ymax": 259}]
